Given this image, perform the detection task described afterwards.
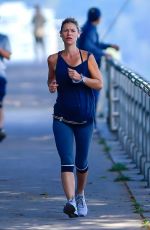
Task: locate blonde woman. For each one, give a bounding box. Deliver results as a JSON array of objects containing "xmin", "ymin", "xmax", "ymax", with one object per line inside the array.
[{"xmin": 47, "ymin": 18, "xmax": 103, "ymax": 218}]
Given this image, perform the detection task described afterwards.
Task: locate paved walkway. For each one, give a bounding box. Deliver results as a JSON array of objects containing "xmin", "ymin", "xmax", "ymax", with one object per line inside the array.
[{"xmin": 0, "ymin": 62, "xmax": 145, "ymax": 229}]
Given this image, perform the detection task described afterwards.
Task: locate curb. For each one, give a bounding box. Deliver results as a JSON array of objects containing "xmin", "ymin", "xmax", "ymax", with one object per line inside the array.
[{"xmin": 98, "ymin": 120, "xmax": 150, "ymax": 230}]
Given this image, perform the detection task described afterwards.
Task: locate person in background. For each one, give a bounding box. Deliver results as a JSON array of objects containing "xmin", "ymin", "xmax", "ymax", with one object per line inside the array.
[
  {"xmin": 78, "ymin": 7, "xmax": 119, "ymax": 131},
  {"xmin": 47, "ymin": 18, "xmax": 103, "ymax": 218},
  {"xmin": 0, "ymin": 33, "xmax": 11, "ymax": 142},
  {"xmin": 32, "ymin": 5, "xmax": 46, "ymax": 61}
]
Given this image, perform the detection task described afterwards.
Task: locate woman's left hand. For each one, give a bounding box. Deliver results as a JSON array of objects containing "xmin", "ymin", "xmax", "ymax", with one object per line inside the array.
[{"xmin": 68, "ymin": 68, "xmax": 81, "ymax": 81}]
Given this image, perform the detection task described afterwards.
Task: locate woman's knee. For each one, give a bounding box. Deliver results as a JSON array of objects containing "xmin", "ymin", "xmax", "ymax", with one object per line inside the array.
[
  {"xmin": 61, "ymin": 164, "xmax": 74, "ymax": 172},
  {"xmin": 76, "ymin": 164, "xmax": 88, "ymax": 173}
]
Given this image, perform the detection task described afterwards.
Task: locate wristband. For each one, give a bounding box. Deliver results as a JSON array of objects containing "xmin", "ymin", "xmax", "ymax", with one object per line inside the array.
[
  {"xmin": 72, "ymin": 74, "xmax": 86, "ymax": 84},
  {"xmin": 80, "ymin": 74, "xmax": 86, "ymax": 83},
  {"xmin": 72, "ymin": 79, "xmax": 83, "ymax": 83}
]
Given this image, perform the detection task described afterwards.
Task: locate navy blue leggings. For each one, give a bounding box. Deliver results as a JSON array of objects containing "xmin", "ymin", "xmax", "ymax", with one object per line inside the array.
[{"xmin": 53, "ymin": 119, "xmax": 93, "ymax": 173}]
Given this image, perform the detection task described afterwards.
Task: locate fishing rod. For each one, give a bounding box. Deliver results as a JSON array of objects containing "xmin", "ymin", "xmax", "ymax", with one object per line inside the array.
[{"xmin": 102, "ymin": 0, "xmax": 131, "ymax": 40}]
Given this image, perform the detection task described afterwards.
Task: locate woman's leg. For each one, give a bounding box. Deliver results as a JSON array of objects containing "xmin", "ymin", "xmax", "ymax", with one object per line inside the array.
[
  {"xmin": 74, "ymin": 122, "xmax": 93, "ymax": 216},
  {"xmin": 74, "ymin": 122, "xmax": 93, "ymax": 194},
  {"xmin": 53, "ymin": 119, "xmax": 75, "ymax": 200},
  {"xmin": 61, "ymin": 172, "xmax": 75, "ymax": 200},
  {"xmin": 76, "ymin": 171, "xmax": 88, "ymax": 195},
  {"xmin": 0, "ymin": 77, "xmax": 6, "ymax": 129}
]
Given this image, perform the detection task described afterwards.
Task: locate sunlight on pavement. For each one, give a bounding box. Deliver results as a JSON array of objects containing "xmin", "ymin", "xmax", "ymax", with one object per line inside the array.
[{"xmin": 29, "ymin": 135, "xmax": 51, "ymax": 141}]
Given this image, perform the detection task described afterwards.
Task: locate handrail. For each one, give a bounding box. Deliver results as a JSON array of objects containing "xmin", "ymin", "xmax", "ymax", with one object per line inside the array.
[
  {"xmin": 107, "ymin": 59, "xmax": 150, "ymax": 95},
  {"xmin": 102, "ymin": 58, "xmax": 150, "ymax": 187}
]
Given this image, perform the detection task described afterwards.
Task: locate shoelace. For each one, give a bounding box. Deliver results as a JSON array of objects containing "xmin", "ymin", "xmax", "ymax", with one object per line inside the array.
[{"xmin": 77, "ymin": 196, "xmax": 84, "ymax": 208}]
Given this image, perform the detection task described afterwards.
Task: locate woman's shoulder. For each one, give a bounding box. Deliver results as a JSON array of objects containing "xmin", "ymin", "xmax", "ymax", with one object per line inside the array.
[
  {"xmin": 47, "ymin": 53, "xmax": 58, "ymax": 65},
  {"xmin": 80, "ymin": 49, "xmax": 93, "ymax": 61}
]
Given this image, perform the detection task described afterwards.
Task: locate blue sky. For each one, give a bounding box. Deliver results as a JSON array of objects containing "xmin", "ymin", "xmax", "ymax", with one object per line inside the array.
[{"xmin": 0, "ymin": 0, "xmax": 150, "ymax": 79}]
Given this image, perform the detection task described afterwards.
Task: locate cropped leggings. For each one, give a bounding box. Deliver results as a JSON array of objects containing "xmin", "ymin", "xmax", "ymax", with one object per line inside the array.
[{"xmin": 53, "ymin": 119, "xmax": 93, "ymax": 173}]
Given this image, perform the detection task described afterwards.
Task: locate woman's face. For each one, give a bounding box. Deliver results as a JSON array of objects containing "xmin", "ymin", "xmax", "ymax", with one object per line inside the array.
[{"xmin": 60, "ymin": 22, "xmax": 79, "ymax": 45}]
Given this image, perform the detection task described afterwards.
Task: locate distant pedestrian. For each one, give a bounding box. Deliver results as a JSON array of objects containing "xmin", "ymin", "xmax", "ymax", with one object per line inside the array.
[
  {"xmin": 0, "ymin": 33, "xmax": 11, "ymax": 142},
  {"xmin": 32, "ymin": 5, "xmax": 46, "ymax": 61},
  {"xmin": 47, "ymin": 18, "xmax": 103, "ymax": 217},
  {"xmin": 78, "ymin": 7, "xmax": 119, "ymax": 131}
]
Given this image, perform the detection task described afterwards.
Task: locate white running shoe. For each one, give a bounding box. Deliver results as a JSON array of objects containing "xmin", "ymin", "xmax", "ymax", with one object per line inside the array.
[
  {"xmin": 63, "ymin": 198, "xmax": 78, "ymax": 218},
  {"xmin": 76, "ymin": 194, "xmax": 88, "ymax": 217}
]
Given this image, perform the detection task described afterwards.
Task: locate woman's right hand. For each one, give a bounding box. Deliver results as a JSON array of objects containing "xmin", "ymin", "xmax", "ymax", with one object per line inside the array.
[{"xmin": 48, "ymin": 80, "xmax": 59, "ymax": 93}]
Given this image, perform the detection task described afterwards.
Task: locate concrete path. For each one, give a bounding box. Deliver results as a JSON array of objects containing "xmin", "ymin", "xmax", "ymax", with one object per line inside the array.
[{"xmin": 0, "ymin": 62, "xmax": 144, "ymax": 229}]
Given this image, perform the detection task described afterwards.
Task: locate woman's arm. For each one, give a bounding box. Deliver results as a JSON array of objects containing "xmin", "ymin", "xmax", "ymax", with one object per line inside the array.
[
  {"xmin": 47, "ymin": 54, "xmax": 59, "ymax": 93},
  {"xmin": 83, "ymin": 54, "xmax": 103, "ymax": 90},
  {"xmin": 0, "ymin": 48, "xmax": 11, "ymax": 59},
  {"xmin": 66, "ymin": 52, "xmax": 103, "ymax": 90}
]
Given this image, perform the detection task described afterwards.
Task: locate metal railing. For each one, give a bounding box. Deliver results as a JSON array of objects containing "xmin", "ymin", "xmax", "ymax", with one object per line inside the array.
[{"xmin": 102, "ymin": 58, "xmax": 150, "ymax": 187}]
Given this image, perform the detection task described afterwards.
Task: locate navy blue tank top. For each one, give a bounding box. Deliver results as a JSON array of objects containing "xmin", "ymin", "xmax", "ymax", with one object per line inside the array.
[{"xmin": 54, "ymin": 51, "xmax": 95, "ymax": 123}]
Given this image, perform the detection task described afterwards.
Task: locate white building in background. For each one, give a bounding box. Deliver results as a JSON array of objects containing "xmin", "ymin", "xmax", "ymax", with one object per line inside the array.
[{"xmin": 0, "ymin": 1, "xmax": 58, "ymax": 62}]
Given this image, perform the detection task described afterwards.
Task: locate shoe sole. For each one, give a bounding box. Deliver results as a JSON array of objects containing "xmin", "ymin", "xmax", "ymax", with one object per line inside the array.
[
  {"xmin": 78, "ymin": 208, "xmax": 88, "ymax": 217},
  {"xmin": 78, "ymin": 214, "xmax": 87, "ymax": 217},
  {"xmin": 63, "ymin": 203, "xmax": 78, "ymax": 218}
]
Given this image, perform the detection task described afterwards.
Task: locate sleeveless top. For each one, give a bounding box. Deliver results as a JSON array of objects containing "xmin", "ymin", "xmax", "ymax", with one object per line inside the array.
[{"xmin": 53, "ymin": 50, "xmax": 95, "ymax": 123}]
